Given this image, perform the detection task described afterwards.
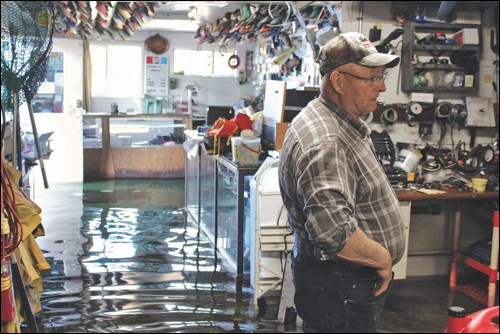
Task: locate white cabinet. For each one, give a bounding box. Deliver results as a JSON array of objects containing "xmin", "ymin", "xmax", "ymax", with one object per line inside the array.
[
  {"xmin": 394, "ymin": 201, "xmax": 412, "ymax": 280},
  {"xmin": 249, "ymin": 158, "xmax": 293, "ymax": 312}
]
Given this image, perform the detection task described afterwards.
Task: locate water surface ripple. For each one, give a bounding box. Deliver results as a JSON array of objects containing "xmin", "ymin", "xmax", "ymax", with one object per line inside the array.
[{"xmin": 36, "ymin": 180, "xmax": 276, "ymax": 333}]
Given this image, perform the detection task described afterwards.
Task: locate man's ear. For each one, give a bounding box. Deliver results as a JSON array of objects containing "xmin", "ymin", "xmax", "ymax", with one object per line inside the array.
[{"xmin": 330, "ymin": 71, "xmax": 343, "ymax": 93}]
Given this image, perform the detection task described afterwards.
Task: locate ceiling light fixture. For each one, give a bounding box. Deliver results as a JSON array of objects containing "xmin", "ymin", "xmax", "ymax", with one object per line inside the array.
[
  {"xmin": 142, "ymin": 14, "xmax": 199, "ymax": 32},
  {"xmin": 144, "ymin": 19, "xmax": 199, "ymax": 32}
]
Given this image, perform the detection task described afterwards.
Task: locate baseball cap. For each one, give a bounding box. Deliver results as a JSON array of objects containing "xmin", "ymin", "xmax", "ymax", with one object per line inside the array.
[{"xmin": 318, "ymin": 32, "xmax": 400, "ymax": 77}]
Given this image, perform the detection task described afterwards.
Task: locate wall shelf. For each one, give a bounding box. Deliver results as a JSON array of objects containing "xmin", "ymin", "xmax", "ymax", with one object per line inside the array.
[{"xmin": 401, "ymin": 22, "xmax": 481, "ymax": 93}]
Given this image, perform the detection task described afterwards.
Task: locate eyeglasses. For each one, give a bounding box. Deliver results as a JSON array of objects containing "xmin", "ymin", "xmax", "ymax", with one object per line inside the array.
[{"xmin": 337, "ymin": 71, "xmax": 388, "ymax": 86}]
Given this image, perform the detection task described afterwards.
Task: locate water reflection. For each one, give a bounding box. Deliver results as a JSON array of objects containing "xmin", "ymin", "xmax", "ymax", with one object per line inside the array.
[{"xmin": 37, "ymin": 179, "xmax": 263, "ymax": 333}]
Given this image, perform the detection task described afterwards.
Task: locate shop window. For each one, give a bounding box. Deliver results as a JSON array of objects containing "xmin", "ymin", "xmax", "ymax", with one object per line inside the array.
[
  {"xmin": 173, "ymin": 49, "xmax": 238, "ymax": 78},
  {"xmin": 32, "ymin": 51, "xmax": 64, "ymax": 113},
  {"xmin": 90, "ymin": 44, "xmax": 142, "ymax": 98}
]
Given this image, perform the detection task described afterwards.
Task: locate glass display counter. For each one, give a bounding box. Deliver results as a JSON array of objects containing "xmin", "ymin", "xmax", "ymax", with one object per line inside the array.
[
  {"xmin": 183, "ymin": 133, "xmax": 263, "ymax": 277},
  {"xmin": 185, "ymin": 141, "xmax": 217, "ymax": 233},
  {"xmin": 185, "ymin": 141, "xmax": 200, "ymax": 222},
  {"xmin": 199, "ymin": 145, "xmax": 217, "ymax": 239},
  {"xmin": 83, "ymin": 113, "xmax": 192, "ymax": 180},
  {"xmin": 216, "ymin": 155, "xmax": 261, "ymax": 276}
]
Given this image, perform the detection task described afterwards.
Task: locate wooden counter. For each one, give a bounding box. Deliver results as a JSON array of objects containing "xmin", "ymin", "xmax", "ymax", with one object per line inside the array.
[{"xmin": 83, "ymin": 113, "xmax": 192, "ymax": 180}]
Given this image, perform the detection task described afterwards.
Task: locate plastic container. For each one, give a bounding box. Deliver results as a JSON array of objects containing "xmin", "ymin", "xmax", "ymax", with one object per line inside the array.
[
  {"xmin": 141, "ymin": 98, "xmax": 163, "ymax": 114},
  {"xmin": 21, "ymin": 132, "xmax": 54, "ymax": 159},
  {"xmin": 471, "ymin": 178, "xmax": 487, "ymax": 193},
  {"xmin": 231, "ymin": 137, "xmax": 261, "ymax": 165},
  {"xmin": 394, "ymin": 148, "xmax": 422, "ymax": 173}
]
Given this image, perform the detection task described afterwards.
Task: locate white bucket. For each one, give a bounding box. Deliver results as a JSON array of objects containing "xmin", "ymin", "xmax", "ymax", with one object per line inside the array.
[
  {"xmin": 231, "ymin": 137, "xmax": 261, "ymax": 165},
  {"xmin": 394, "ymin": 148, "xmax": 422, "ymax": 173}
]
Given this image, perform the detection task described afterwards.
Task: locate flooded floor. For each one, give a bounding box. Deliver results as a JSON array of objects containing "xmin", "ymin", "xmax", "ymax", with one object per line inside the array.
[
  {"xmin": 33, "ymin": 179, "xmax": 282, "ymax": 333},
  {"xmin": 30, "ymin": 179, "xmax": 489, "ymax": 333}
]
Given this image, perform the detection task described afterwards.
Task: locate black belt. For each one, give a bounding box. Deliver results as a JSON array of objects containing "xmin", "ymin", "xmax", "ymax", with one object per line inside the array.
[{"xmin": 294, "ymin": 253, "xmax": 375, "ymax": 276}]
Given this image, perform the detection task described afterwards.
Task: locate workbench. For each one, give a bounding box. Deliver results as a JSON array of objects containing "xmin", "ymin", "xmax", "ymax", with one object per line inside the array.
[{"xmin": 396, "ymin": 189, "xmax": 498, "ymax": 308}]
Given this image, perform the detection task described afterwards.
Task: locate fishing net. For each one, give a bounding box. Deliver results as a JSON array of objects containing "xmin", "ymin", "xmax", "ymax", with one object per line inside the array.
[
  {"xmin": 1, "ymin": 1, "xmax": 55, "ymax": 113},
  {"xmin": 2, "ymin": 1, "xmax": 54, "ymax": 187}
]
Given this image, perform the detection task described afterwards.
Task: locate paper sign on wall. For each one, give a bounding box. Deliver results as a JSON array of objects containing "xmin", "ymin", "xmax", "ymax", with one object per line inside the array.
[{"xmin": 145, "ymin": 52, "xmax": 168, "ymax": 96}]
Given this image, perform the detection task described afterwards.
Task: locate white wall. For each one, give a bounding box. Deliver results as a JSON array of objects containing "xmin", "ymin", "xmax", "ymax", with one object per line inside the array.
[{"xmin": 89, "ymin": 30, "xmax": 258, "ymax": 115}]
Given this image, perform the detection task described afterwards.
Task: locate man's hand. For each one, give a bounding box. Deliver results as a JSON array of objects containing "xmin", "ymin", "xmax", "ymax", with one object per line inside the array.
[
  {"xmin": 336, "ymin": 228, "xmax": 393, "ymax": 297},
  {"xmin": 374, "ymin": 265, "xmax": 393, "ymax": 296}
]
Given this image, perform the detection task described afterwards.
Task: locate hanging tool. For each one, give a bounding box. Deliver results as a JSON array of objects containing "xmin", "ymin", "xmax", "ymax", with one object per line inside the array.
[
  {"xmin": 435, "ymin": 102, "xmax": 453, "ymax": 145},
  {"xmin": 375, "ymin": 28, "xmax": 405, "ymax": 54}
]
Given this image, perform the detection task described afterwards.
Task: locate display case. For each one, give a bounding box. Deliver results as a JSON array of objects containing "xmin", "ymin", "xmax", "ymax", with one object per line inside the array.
[
  {"xmin": 183, "ymin": 132, "xmax": 263, "ymax": 276},
  {"xmin": 83, "ymin": 113, "xmax": 192, "ymax": 180},
  {"xmin": 199, "ymin": 145, "xmax": 217, "ymax": 237},
  {"xmin": 184, "ymin": 139, "xmax": 217, "ymax": 239},
  {"xmin": 216, "ymin": 155, "xmax": 261, "ymax": 276},
  {"xmin": 185, "ymin": 141, "xmax": 200, "ymax": 222},
  {"xmin": 401, "ymin": 22, "xmax": 481, "ymax": 93}
]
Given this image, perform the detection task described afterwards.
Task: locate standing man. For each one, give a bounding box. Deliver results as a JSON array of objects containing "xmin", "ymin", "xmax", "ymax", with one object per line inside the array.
[{"xmin": 278, "ymin": 32, "xmax": 405, "ymax": 333}]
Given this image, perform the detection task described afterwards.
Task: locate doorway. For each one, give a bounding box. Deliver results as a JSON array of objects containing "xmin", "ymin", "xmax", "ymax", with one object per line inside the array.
[{"xmin": 21, "ymin": 38, "xmax": 84, "ymax": 199}]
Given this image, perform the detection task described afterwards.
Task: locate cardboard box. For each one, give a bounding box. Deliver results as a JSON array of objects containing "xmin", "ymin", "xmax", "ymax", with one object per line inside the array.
[
  {"xmin": 274, "ymin": 122, "xmax": 290, "ymax": 150},
  {"xmin": 453, "ymin": 28, "xmax": 479, "ymax": 46},
  {"xmin": 449, "ymin": 11, "xmax": 481, "ymax": 25},
  {"xmin": 262, "ymin": 122, "xmax": 290, "ymax": 150}
]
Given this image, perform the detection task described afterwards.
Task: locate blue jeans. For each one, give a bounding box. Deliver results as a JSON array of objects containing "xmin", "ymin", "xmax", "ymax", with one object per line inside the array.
[{"xmin": 292, "ymin": 253, "xmax": 394, "ymax": 333}]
